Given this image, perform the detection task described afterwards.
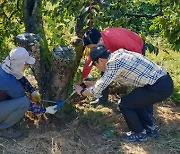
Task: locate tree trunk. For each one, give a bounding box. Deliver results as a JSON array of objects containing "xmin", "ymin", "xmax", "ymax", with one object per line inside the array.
[
  {"xmin": 22, "ymin": 0, "xmax": 51, "ymax": 70},
  {"xmin": 18, "ymin": 0, "xmax": 87, "ymax": 103},
  {"xmin": 22, "ymin": 0, "xmax": 51, "ymax": 97},
  {"xmin": 16, "ymin": 34, "xmax": 76, "ymax": 101},
  {"xmin": 19, "ymin": 0, "xmax": 77, "ymax": 102}
]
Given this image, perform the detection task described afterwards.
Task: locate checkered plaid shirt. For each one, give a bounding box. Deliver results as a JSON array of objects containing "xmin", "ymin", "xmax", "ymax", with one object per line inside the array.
[{"xmin": 88, "ymin": 49, "xmax": 167, "ymax": 98}]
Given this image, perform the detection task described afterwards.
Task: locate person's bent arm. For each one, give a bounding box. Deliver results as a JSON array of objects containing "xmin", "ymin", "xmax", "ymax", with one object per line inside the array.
[
  {"xmin": 18, "ymin": 76, "xmax": 35, "ymax": 93},
  {"xmin": 84, "ymin": 81, "xmax": 96, "ymax": 87},
  {"xmin": 75, "ymin": 61, "xmax": 118, "ymax": 98},
  {"xmin": 74, "ymin": 84, "xmax": 92, "ymax": 96},
  {"xmin": 18, "ymin": 76, "xmax": 41, "ymax": 102},
  {"xmin": 82, "ymin": 55, "xmax": 93, "ymax": 78}
]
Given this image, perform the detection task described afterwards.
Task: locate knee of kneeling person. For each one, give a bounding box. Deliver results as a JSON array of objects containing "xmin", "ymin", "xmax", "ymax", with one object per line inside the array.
[{"xmin": 19, "ymin": 96, "xmax": 30, "ymax": 110}]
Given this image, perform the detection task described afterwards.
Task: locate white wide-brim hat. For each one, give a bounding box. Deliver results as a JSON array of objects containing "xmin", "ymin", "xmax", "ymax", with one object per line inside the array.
[
  {"xmin": 10, "ymin": 47, "xmax": 35, "ymax": 64},
  {"xmin": 2, "ymin": 47, "xmax": 36, "ymax": 79}
]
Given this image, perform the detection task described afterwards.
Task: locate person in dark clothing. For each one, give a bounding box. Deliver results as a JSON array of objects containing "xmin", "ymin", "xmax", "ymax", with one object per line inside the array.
[{"xmin": 74, "ymin": 45, "xmax": 173, "ymax": 142}]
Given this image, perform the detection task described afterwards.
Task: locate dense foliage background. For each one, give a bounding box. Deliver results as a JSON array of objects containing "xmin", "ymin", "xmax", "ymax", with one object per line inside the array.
[{"xmin": 0, "ymin": 0, "xmax": 179, "ymax": 60}]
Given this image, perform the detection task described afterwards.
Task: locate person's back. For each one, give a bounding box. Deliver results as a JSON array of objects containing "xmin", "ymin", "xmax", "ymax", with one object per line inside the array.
[
  {"xmin": 101, "ymin": 28, "xmax": 144, "ymax": 53},
  {"xmin": 0, "ymin": 65, "xmax": 25, "ymax": 99},
  {"xmin": 105, "ymin": 49, "xmax": 167, "ymax": 87}
]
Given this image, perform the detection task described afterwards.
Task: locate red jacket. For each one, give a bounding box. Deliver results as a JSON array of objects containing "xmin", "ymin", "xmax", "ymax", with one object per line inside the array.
[{"xmin": 82, "ymin": 28, "xmax": 144, "ymax": 78}]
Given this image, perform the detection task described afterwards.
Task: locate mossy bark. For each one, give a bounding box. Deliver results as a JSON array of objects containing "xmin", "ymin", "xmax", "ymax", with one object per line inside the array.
[
  {"xmin": 16, "ymin": 33, "xmax": 76, "ymax": 102},
  {"xmin": 18, "ymin": 0, "xmax": 87, "ymax": 103}
]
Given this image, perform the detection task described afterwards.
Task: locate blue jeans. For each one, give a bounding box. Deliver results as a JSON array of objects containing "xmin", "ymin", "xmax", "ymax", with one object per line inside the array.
[
  {"xmin": 119, "ymin": 73, "xmax": 173, "ymax": 133},
  {"xmin": 0, "ymin": 96, "xmax": 30, "ymax": 129}
]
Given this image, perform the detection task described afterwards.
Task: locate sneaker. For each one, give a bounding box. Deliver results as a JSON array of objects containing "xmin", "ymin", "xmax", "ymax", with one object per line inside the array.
[
  {"xmin": 90, "ymin": 99, "xmax": 109, "ymax": 106},
  {"xmin": 0, "ymin": 128, "xmax": 23, "ymax": 139},
  {"xmin": 122, "ymin": 131, "xmax": 148, "ymax": 142},
  {"xmin": 90, "ymin": 99, "xmax": 99, "ymax": 105},
  {"xmin": 146, "ymin": 126, "xmax": 158, "ymax": 138}
]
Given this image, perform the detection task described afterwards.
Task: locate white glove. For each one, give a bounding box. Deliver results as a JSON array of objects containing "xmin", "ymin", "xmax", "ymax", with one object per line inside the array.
[{"xmin": 45, "ymin": 105, "xmax": 58, "ymax": 114}]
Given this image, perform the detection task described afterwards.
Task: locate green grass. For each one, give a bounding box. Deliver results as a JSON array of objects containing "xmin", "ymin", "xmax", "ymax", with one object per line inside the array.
[
  {"xmin": 80, "ymin": 106, "xmax": 113, "ymax": 131},
  {"xmin": 146, "ymin": 40, "xmax": 180, "ymax": 104}
]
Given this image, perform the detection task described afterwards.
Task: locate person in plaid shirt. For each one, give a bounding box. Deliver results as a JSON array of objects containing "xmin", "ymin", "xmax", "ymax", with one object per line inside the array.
[
  {"xmin": 74, "ymin": 45, "xmax": 174, "ymax": 142},
  {"xmin": 82, "ymin": 27, "xmax": 154, "ymax": 119}
]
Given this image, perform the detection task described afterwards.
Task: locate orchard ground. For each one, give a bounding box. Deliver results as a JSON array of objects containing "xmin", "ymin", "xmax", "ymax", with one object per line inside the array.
[{"xmin": 0, "ymin": 88, "xmax": 179, "ymax": 154}]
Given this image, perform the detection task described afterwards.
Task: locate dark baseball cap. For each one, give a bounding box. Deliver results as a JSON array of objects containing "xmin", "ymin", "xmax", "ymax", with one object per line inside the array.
[
  {"xmin": 89, "ymin": 45, "xmax": 110, "ymax": 66},
  {"xmin": 83, "ymin": 28, "xmax": 101, "ymax": 46}
]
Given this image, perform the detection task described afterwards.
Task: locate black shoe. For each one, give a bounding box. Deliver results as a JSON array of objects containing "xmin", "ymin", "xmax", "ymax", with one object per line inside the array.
[{"xmin": 0, "ymin": 128, "xmax": 23, "ymax": 139}]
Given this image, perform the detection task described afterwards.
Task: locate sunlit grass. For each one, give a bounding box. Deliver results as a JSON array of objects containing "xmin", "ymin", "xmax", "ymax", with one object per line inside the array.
[{"xmin": 146, "ymin": 38, "xmax": 180, "ymax": 104}]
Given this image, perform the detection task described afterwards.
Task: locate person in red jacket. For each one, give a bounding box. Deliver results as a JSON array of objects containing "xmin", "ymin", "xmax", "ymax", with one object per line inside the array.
[{"xmin": 82, "ymin": 27, "xmax": 153, "ymax": 117}]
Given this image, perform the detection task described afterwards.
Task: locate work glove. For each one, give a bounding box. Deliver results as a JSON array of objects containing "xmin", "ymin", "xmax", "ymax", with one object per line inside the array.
[
  {"xmin": 31, "ymin": 91, "xmax": 41, "ymax": 102},
  {"xmin": 80, "ymin": 82, "xmax": 87, "ymax": 89},
  {"xmin": 45, "ymin": 105, "xmax": 58, "ymax": 114}
]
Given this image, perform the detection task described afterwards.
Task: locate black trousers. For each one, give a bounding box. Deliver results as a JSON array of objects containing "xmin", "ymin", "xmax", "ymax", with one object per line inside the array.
[
  {"xmin": 119, "ymin": 73, "xmax": 173, "ymax": 133},
  {"xmin": 142, "ymin": 42, "xmax": 154, "ymax": 117},
  {"xmin": 100, "ymin": 43, "xmax": 153, "ymax": 116}
]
